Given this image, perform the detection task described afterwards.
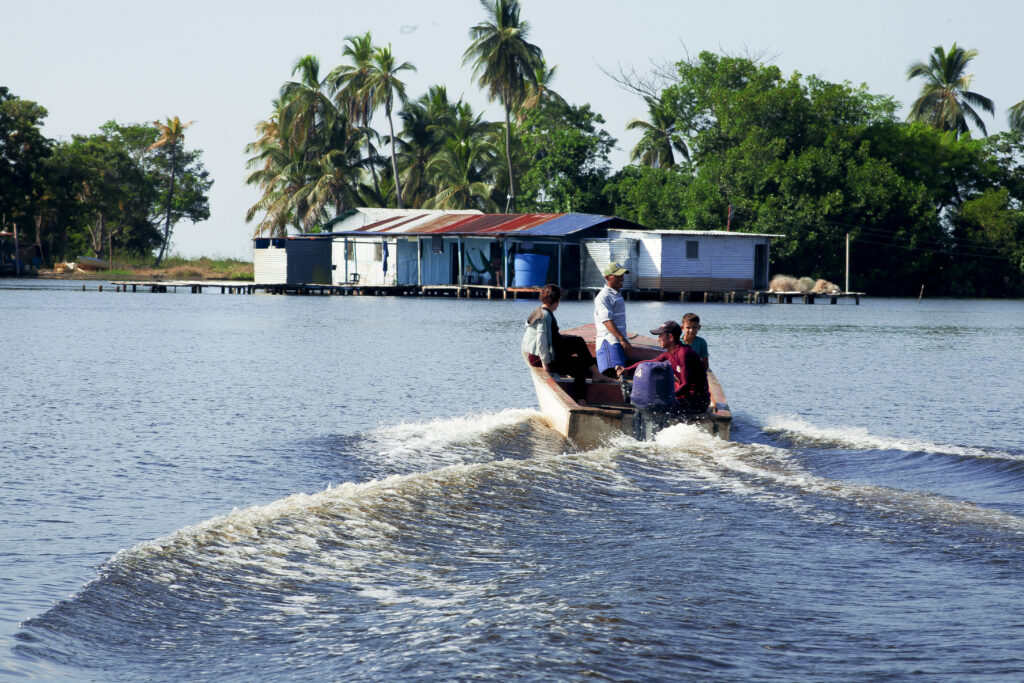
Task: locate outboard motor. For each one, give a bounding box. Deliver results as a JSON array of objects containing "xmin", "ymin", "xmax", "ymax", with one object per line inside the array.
[{"xmin": 626, "ymin": 361, "xmax": 677, "ymax": 440}]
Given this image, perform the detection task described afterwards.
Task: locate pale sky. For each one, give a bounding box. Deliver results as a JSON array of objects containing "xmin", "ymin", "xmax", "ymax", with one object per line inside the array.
[{"xmin": 4, "ymin": 0, "xmax": 1021, "ymax": 259}]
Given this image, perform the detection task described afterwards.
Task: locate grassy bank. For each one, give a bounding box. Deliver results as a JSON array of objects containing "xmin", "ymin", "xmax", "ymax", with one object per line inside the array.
[{"xmin": 43, "ymin": 255, "xmax": 254, "ymax": 281}]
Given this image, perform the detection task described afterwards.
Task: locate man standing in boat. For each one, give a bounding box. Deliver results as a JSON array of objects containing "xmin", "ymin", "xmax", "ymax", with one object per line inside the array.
[{"xmin": 593, "ymin": 262, "xmax": 631, "ymax": 377}]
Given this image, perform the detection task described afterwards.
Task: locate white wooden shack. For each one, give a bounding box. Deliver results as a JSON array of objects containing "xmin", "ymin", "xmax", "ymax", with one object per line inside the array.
[
  {"xmin": 253, "ymin": 236, "xmax": 333, "ymax": 285},
  {"xmin": 581, "ymin": 230, "xmax": 783, "ymax": 292}
]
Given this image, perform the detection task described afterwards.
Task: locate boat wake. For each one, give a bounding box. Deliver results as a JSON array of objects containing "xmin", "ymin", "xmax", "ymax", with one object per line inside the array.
[
  {"xmin": 761, "ymin": 415, "xmax": 1023, "ymax": 461},
  {"xmin": 16, "ymin": 411, "xmax": 1024, "ymax": 677}
]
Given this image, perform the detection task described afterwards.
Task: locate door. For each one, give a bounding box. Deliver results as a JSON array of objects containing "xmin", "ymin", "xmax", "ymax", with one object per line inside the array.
[{"xmin": 754, "ymin": 243, "xmax": 768, "ymax": 289}]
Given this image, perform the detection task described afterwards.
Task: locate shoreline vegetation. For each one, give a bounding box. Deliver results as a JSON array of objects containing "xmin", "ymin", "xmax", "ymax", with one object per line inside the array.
[
  {"xmin": 3, "ymin": 0, "xmax": 1024, "ymax": 297},
  {"xmin": 37, "ymin": 256, "xmax": 253, "ymax": 281}
]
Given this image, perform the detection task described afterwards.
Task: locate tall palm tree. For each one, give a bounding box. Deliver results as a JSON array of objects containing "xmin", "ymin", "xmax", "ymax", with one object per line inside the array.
[
  {"xmin": 517, "ymin": 58, "xmax": 565, "ymax": 121},
  {"xmin": 425, "ymin": 100, "xmax": 500, "ymax": 210},
  {"xmin": 397, "ymin": 86, "xmax": 453, "ymax": 208},
  {"xmin": 148, "ymin": 115, "xmax": 194, "ymax": 265},
  {"xmin": 626, "ymin": 96, "xmax": 689, "ymax": 168},
  {"xmin": 280, "ymin": 55, "xmax": 337, "ymax": 157},
  {"xmin": 906, "ymin": 43, "xmax": 994, "ymax": 139},
  {"xmin": 329, "ymin": 32, "xmax": 383, "ymax": 198},
  {"xmin": 360, "ymin": 44, "xmax": 416, "ymax": 208},
  {"xmin": 463, "ymin": 0, "xmax": 543, "ymax": 212},
  {"xmin": 1009, "ymin": 99, "xmax": 1024, "ymax": 133},
  {"xmin": 246, "ymin": 99, "xmax": 296, "ymax": 236}
]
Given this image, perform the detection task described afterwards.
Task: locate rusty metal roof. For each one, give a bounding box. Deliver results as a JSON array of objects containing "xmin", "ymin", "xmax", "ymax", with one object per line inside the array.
[{"xmin": 303, "ymin": 211, "xmax": 648, "ymax": 238}]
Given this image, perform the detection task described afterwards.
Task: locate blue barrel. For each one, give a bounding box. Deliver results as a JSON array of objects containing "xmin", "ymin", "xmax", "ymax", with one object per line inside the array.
[{"xmin": 513, "ymin": 253, "xmax": 550, "ymax": 287}]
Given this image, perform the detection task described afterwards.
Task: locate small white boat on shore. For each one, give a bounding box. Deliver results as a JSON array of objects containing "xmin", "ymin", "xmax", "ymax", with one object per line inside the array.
[{"xmin": 525, "ymin": 323, "xmax": 731, "ymax": 449}]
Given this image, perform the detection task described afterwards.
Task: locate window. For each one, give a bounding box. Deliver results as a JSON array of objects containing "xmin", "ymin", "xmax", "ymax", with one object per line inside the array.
[
  {"xmin": 686, "ymin": 241, "xmax": 699, "ymax": 259},
  {"xmin": 374, "ymin": 242, "xmax": 383, "ymax": 261},
  {"xmin": 345, "ymin": 242, "xmax": 354, "ymax": 260}
]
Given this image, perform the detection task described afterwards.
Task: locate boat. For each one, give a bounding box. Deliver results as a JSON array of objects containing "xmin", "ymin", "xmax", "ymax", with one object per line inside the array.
[
  {"xmin": 525, "ymin": 323, "xmax": 731, "ymax": 448},
  {"xmin": 75, "ymin": 256, "xmax": 127, "ymax": 272}
]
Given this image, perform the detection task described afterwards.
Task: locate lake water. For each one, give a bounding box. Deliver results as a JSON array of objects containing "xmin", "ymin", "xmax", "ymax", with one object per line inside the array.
[{"xmin": 2, "ymin": 280, "xmax": 1023, "ymax": 680}]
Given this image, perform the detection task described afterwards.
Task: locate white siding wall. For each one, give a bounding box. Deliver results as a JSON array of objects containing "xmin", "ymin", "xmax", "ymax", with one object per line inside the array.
[
  {"xmin": 607, "ymin": 230, "xmax": 772, "ymax": 292},
  {"xmin": 635, "ymin": 235, "xmax": 662, "ymax": 289},
  {"xmin": 253, "ymin": 245, "xmax": 287, "ymax": 284}
]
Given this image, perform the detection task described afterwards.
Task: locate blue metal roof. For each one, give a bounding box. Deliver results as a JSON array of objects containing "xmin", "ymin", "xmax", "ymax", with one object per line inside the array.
[{"xmin": 517, "ymin": 213, "xmax": 613, "ymax": 236}]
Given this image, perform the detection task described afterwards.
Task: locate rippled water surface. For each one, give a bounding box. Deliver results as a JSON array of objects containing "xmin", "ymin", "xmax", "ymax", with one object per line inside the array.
[{"xmin": 2, "ymin": 280, "xmax": 1023, "ymax": 680}]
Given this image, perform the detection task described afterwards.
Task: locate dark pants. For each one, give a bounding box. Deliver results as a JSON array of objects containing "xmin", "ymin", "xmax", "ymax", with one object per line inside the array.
[{"xmin": 550, "ymin": 334, "xmax": 597, "ymax": 400}]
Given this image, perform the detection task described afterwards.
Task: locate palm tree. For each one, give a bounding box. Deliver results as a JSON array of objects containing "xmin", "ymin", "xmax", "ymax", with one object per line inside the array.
[
  {"xmin": 517, "ymin": 59, "xmax": 565, "ymax": 121},
  {"xmin": 463, "ymin": 0, "xmax": 543, "ymax": 212},
  {"xmin": 329, "ymin": 32, "xmax": 384, "ymax": 198},
  {"xmin": 425, "ymin": 100, "xmax": 500, "ymax": 210},
  {"xmin": 626, "ymin": 96, "xmax": 689, "ymax": 168},
  {"xmin": 360, "ymin": 44, "xmax": 416, "ymax": 208},
  {"xmin": 245, "ymin": 99, "xmax": 296, "ymax": 236},
  {"xmin": 397, "ymin": 86, "xmax": 453, "ymax": 208},
  {"xmin": 148, "ymin": 115, "xmax": 194, "ymax": 265},
  {"xmin": 1009, "ymin": 100, "xmax": 1024, "ymax": 133},
  {"xmin": 906, "ymin": 43, "xmax": 994, "ymax": 139},
  {"xmin": 280, "ymin": 55, "xmax": 337, "ymax": 157},
  {"xmin": 294, "ymin": 118, "xmax": 367, "ymax": 226}
]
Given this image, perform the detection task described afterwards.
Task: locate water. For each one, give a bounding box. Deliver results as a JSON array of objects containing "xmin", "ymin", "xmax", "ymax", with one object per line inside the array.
[{"xmin": 2, "ymin": 280, "xmax": 1023, "ymax": 680}]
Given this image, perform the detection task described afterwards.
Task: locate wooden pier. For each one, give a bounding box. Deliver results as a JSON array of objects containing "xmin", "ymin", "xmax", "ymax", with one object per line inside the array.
[{"xmin": 105, "ymin": 280, "xmax": 864, "ymax": 304}]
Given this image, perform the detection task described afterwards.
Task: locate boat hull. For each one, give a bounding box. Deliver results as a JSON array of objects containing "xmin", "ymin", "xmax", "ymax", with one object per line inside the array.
[{"xmin": 526, "ymin": 324, "xmax": 731, "ymax": 448}]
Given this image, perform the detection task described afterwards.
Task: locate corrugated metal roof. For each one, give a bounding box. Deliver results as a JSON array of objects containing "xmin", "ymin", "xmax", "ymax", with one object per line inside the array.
[
  {"xmin": 483, "ymin": 213, "xmax": 558, "ymax": 233},
  {"xmin": 354, "ymin": 214, "xmax": 427, "ymax": 232},
  {"xmin": 309, "ymin": 211, "xmax": 650, "ymax": 238},
  {"xmin": 402, "ymin": 213, "xmax": 483, "ymax": 233},
  {"xmin": 448, "ymin": 214, "xmax": 525, "ymax": 233},
  {"xmin": 613, "ymin": 228, "xmax": 785, "ymax": 238},
  {"xmin": 522, "ymin": 213, "xmax": 611, "ymax": 236}
]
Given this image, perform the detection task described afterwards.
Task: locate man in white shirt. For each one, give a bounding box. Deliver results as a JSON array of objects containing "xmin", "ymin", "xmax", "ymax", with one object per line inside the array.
[{"xmin": 593, "ymin": 262, "xmax": 631, "ymax": 376}]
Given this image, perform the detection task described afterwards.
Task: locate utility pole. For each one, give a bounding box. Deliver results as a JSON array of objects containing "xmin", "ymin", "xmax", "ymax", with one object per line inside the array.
[
  {"xmin": 845, "ymin": 232, "xmax": 850, "ymax": 293},
  {"xmin": 13, "ymin": 222, "xmax": 20, "ymax": 277}
]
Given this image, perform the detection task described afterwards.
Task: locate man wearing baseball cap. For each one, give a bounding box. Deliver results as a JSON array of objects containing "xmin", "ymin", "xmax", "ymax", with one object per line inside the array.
[
  {"xmin": 593, "ymin": 261, "xmax": 631, "ymax": 376},
  {"xmin": 617, "ymin": 320, "xmax": 710, "ymax": 413}
]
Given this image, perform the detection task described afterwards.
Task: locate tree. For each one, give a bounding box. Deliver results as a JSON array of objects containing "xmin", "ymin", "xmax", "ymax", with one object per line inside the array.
[
  {"xmin": 360, "ymin": 44, "xmax": 416, "ymax": 208},
  {"xmin": 424, "ymin": 99, "xmax": 500, "ymax": 210},
  {"xmin": 517, "ymin": 100, "xmax": 615, "ymax": 213},
  {"xmin": 644, "ymin": 51, "xmax": 968, "ymax": 292},
  {"xmin": 906, "ymin": 44, "xmax": 995, "ymax": 139},
  {"xmin": 0, "ymin": 88, "xmax": 51, "ymax": 234},
  {"xmin": 1009, "ymin": 99, "xmax": 1024, "ymax": 133},
  {"xmin": 604, "ymin": 165, "xmax": 692, "ymax": 230},
  {"xmin": 517, "ymin": 58, "xmax": 565, "ymax": 120},
  {"xmin": 398, "ymin": 86, "xmax": 458, "ymax": 208},
  {"xmin": 148, "ymin": 116, "xmax": 194, "ymax": 265},
  {"xmin": 329, "ymin": 32, "xmax": 384, "ymax": 198},
  {"xmin": 463, "ymin": 0, "xmax": 543, "ymax": 212},
  {"xmin": 626, "ymin": 96, "xmax": 689, "ymax": 168}
]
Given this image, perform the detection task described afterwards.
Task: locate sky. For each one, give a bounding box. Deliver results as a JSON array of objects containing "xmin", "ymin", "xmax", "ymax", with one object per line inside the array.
[{"xmin": 4, "ymin": 0, "xmax": 1022, "ymax": 260}]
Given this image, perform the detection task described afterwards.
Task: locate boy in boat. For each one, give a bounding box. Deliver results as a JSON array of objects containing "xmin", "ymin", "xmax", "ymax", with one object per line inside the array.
[
  {"xmin": 593, "ymin": 262, "xmax": 631, "ymax": 377},
  {"xmin": 616, "ymin": 320, "xmax": 710, "ymax": 413},
  {"xmin": 522, "ymin": 284, "xmax": 611, "ymax": 400},
  {"xmin": 681, "ymin": 312, "xmax": 710, "ymax": 371}
]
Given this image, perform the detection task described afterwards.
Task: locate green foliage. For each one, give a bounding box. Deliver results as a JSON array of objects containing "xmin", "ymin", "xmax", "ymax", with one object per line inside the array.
[
  {"xmin": 906, "ymin": 44, "xmax": 994, "ymax": 138},
  {"xmin": 0, "ymin": 95, "xmax": 212, "ymax": 267},
  {"xmin": 0, "ymin": 87, "xmax": 51, "ymax": 228},
  {"xmin": 606, "ymin": 51, "xmax": 1024, "ymax": 295},
  {"xmin": 517, "ymin": 100, "xmax": 614, "ymax": 213},
  {"xmin": 604, "ymin": 165, "xmax": 691, "ymax": 229}
]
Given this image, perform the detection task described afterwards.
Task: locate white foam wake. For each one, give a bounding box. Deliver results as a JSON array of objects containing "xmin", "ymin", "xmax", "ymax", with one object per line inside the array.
[{"xmin": 763, "ymin": 415, "xmax": 1016, "ymax": 459}]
